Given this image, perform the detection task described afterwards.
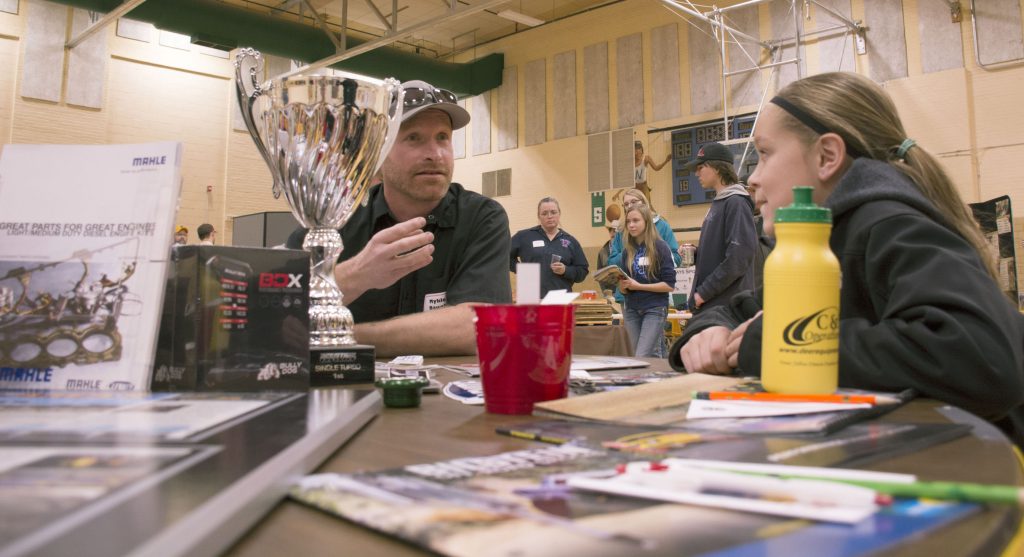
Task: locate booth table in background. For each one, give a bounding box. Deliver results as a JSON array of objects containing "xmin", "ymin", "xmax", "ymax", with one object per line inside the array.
[{"xmin": 573, "ymin": 324, "xmax": 633, "ymax": 356}]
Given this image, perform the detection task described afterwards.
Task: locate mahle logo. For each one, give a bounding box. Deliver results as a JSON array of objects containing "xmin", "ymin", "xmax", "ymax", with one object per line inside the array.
[
  {"xmin": 132, "ymin": 155, "xmax": 167, "ymax": 166},
  {"xmin": 782, "ymin": 306, "xmax": 839, "ymax": 346}
]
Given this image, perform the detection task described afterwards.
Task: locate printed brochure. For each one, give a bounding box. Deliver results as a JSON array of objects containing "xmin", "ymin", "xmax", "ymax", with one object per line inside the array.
[{"xmin": 0, "ymin": 142, "xmax": 182, "ymax": 391}]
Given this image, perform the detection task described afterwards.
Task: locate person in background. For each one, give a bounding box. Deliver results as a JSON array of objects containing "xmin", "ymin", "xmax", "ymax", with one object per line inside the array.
[
  {"xmin": 286, "ymin": 79, "xmax": 512, "ymax": 356},
  {"xmin": 510, "ymin": 197, "xmax": 589, "ymax": 297},
  {"xmin": 618, "ymin": 204, "xmax": 676, "ymax": 357},
  {"xmin": 634, "ymin": 140, "xmax": 671, "ymax": 210},
  {"xmin": 173, "ymin": 225, "xmax": 188, "ymax": 245},
  {"xmin": 682, "ymin": 142, "xmax": 757, "ymax": 312},
  {"xmin": 595, "ymin": 222, "xmax": 619, "ymax": 295},
  {"xmin": 197, "ymin": 223, "xmax": 216, "ymax": 245},
  {"xmin": 670, "ymin": 71, "xmax": 1024, "ymax": 448},
  {"xmin": 607, "ymin": 189, "xmax": 681, "ymax": 306}
]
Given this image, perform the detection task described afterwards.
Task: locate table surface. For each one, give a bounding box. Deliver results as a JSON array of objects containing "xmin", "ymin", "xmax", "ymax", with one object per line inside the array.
[{"xmin": 226, "ymin": 358, "xmax": 1024, "ymax": 557}]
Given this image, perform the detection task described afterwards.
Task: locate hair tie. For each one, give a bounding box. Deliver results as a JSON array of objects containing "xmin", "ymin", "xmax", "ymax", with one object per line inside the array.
[{"xmin": 896, "ymin": 138, "xmax": 916, "ymax": 160}]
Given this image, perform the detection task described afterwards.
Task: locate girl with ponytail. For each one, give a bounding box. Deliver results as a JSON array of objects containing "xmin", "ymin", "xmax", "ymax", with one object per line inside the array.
[{"xmin": 671, "ymin": 71, "xmax": 1024, "ymax": 447}]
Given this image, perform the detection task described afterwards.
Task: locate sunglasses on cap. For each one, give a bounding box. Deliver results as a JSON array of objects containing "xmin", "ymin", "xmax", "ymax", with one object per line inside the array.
[{"xmin": 403, "ymin": 85, "xmax": 458, "ymax": 109}]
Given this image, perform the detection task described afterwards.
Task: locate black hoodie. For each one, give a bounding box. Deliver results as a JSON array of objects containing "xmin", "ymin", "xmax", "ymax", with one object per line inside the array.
[{"xmin": 670, "ymin": 159, "xmax": 1024, "ymax": 447}]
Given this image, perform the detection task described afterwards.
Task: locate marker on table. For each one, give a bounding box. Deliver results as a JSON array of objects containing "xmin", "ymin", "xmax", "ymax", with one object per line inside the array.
[
  {"xmin": 668, "ymin": 458, "xmax": 1024, "ymax": 505},
  {"xmin": 692, "ymin": 391, "xmax": 902, "ymax": 405},
  {"xmin": 812, "ymin": 477, "xmax": 1024, "ymax": 505},
  {"xmin": 495, "ymin": 427, "xmax": 570, "ymax": 445}
]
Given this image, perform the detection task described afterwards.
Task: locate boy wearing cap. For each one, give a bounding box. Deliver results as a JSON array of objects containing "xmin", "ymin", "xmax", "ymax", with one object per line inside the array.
[
  {"xmin": 287, "ymin": 79, "xmax": 512, "ymax": 357},
  {"xmin": 684, "ymin": 142, "xmax": 757, "ymax": 312}
]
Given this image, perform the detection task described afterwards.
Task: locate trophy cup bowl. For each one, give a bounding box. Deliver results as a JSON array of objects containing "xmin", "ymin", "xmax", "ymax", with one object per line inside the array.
[{"xmin": 234, "ymin": 48, "xmax": 403, "ymax": 384}]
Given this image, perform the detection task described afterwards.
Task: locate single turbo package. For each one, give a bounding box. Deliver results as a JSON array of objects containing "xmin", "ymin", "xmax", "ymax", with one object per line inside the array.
[{"xmin": 152, "ymin": 246, "xmax": 310, "ymax": 391}]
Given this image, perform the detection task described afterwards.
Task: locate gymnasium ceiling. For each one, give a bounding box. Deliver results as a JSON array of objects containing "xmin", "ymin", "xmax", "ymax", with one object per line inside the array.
[{"xmin": 231, "ymin": 0, "xmax": 624, "ymax": 60}]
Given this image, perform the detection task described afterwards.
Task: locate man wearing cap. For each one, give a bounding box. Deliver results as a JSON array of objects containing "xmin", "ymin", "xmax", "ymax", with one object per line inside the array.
[
  {"xmin": 683, "ymin": 142, "xmax": 757, "ymax": 312},
  {"xmin": 288, "ymin": 79, "xmax": 511, "ymax": 357},
  {"xmin": 173, "ymin": 226, "xmax": 188, "ymax": 245}
]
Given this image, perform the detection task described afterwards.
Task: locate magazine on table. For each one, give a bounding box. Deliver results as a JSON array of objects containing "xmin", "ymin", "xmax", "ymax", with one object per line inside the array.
[
  {"xmin": 290, "ymin": 444, "xmax": 978, "ymax": 557},
  {"xmin": 494, "ymin": 419, "xmax": 971, "ymax": 469}
]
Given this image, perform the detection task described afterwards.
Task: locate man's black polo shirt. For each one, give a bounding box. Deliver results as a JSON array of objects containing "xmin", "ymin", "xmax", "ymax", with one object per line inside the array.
[{"xmin": 290, "ymin": 182, "xmax": 512, "ymax": 323}]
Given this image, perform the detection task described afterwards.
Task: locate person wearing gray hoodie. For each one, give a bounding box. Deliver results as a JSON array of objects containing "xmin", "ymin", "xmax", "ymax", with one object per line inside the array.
[{"xmin": 683, "ymin": 142, "xmax": 757, "ymax": 312}]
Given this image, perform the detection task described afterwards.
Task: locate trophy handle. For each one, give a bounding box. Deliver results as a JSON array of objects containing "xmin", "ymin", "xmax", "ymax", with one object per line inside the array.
[
  {"xmin": 233, "ymin": 48, "xmax": 283, "ymax": 199},
  {"xmin": 373, "ymin": 78, "xmax": 405, "ymax": 175}
]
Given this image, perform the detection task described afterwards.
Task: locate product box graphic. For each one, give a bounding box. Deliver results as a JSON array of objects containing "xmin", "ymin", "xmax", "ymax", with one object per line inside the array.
[
  {"xmin": 152, "ymin": 246, "xmax": 311, "ymax": 391},
  {"xmin": 0, "ymin": 142, "xmax": 182, "ymax": 391}
]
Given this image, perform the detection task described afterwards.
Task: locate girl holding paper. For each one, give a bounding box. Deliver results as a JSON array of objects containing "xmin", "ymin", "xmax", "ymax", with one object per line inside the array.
[{"xmin": 619, "ymin": 205, "xmax": 676, "ymax": 357}]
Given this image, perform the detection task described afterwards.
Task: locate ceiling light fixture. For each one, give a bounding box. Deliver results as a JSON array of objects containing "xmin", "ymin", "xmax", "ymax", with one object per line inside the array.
[{"xmin": 496, "ymin": 9, "xmax": 545, "ymax": 27}]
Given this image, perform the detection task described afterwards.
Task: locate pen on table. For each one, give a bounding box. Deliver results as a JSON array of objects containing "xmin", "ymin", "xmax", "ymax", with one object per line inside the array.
[
  {"xmin": 691, "ymin": 391, "xmax": 901, "ymax": 405},
  {"xmin": 797, "ymin": 477, "xmax": 1024, "ymax": 505},
  {"xmin": 618, "ymin": 463, "xmax": 886, "ymax": 508},
  {"xmin": 669, "ymin": 459, "xmax": 1024, "ymax": 505},
  {"xmin": 495, "ymin": 428, "xmax": 570, "ymax": 445}
]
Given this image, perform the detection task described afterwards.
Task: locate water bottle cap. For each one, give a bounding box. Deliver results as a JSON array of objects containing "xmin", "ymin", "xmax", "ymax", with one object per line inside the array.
[{"xmin": 774, "ymin": 186, "xmax": 832, "ymax": 224}]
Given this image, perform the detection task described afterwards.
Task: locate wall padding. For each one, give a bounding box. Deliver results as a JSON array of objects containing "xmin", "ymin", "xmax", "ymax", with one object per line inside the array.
[
  {"xmin": 688, "ymin": 20, "xmax": 721, "ymax": 115},
  {"xmin": 615, "ymin": 32, "xmax": 644, "ymax": 128},
  {"xmin": 552, "ymin": 50, "xmax": 577, "ymax": 139},
  {"xmin": 471, "ymin": 92, "xmax": 491, "ymax": 156},
  {"xmin": 815, "ymin": 0, "xmax": 856, "ymax": 73},
  {"xmin": 67, "ymin": 8, "xmax": 106, "ymax": 109},
  {"xmin": 21, "ymin": 0, "xmax": 65, "ymax": 103},
  {"xmin": 726, "ymin": 5, "xmax": 762, "ymax": 108},
  {"xmin": 583, "ymin": 41, "xmax": 609, "ymax": 134},
  {"xmin": 453, "ymin": 98, "xmax": 467, "ymax": 159},
  {"xmin": 975, "ymin": 0, "xmax": 1024, "ymax": 65},
  {"xmin": 770, "ymin": 0, "xmax": 806, "ymax": 90},
  {"xmin": 917, "ymin": 0, "xmax": 964, "ymax": 74},
  {"xmin": 497, "ymin": 66, "xmax": 518, "ymax": 152},
  {"xmin": 864, "ymin": 0, "xmax": 908, "ymax": 82},
  {"xmin": 651, "ymin": 23, "xmax": 681, "ymax": 122},
  {"xmin": 524, "ymin": 58, "xmax": 546, "ymax": 147}
]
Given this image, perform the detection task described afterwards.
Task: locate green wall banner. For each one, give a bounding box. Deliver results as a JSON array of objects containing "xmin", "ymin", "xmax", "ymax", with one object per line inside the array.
[{"xmin": 591, "ymin": 192, "xmax": 605, "ymax": 227}]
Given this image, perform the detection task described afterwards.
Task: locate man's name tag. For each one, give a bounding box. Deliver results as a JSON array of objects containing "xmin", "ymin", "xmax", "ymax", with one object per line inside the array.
[
  {"xmin": 424, "ymin": 292, "xmax": 447, "ymax": 312},
  {"xmin": 638, "ymin": 256, "xmax": 649, "ymax": 266},
  {"xmin": 532, "ymin": 240, "xmax": 544, "ymax": 248}
]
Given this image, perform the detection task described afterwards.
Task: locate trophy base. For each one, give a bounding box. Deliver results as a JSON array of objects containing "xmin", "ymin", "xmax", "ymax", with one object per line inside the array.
[{"xmin": 310, "ymin": 344, "xmax": 376, "ymax": 386}]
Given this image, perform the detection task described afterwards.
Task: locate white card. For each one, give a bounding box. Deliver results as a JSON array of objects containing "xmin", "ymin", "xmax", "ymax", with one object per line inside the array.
[{"xmin": 516, "ymin": 262, "xmax": 541, "ymax": 304}]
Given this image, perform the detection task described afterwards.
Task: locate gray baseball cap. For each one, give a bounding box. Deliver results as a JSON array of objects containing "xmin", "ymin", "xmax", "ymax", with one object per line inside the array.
[{"xmin": 400, "ymin": 80, "xmax": 470, "ymax": 130}]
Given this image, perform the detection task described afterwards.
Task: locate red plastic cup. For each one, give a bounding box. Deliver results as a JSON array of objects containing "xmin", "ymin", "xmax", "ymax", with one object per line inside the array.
[{"xmin": 473, "ymin": 304, "xmax": 575, "ymax": 414}]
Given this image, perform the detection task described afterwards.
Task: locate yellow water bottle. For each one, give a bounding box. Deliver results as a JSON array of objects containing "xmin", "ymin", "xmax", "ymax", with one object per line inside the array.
[{"xmin": 761, "ymin": 186, "xmax": 840, "ymax": 393}]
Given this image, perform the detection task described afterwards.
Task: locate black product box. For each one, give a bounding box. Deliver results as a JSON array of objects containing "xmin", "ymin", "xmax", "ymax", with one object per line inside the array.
[{"xmin": 152, "ymin": 246, "xmax": 310, "ymax": 391}]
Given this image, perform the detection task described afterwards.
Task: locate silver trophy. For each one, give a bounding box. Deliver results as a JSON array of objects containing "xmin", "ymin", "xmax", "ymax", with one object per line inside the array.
[{"xmin": 234, "ymin": 48, "xmax": 403, "ymax": 380}]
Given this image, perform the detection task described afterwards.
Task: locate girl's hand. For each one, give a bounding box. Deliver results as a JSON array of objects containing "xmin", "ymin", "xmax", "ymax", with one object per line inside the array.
[
  {"xmin": 726, "ymin": 312, "xmax": 761, "ymax": 368},
  {"xmin": 618, "ymin": 276, "xmax": 637, "ymax": 292}
]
